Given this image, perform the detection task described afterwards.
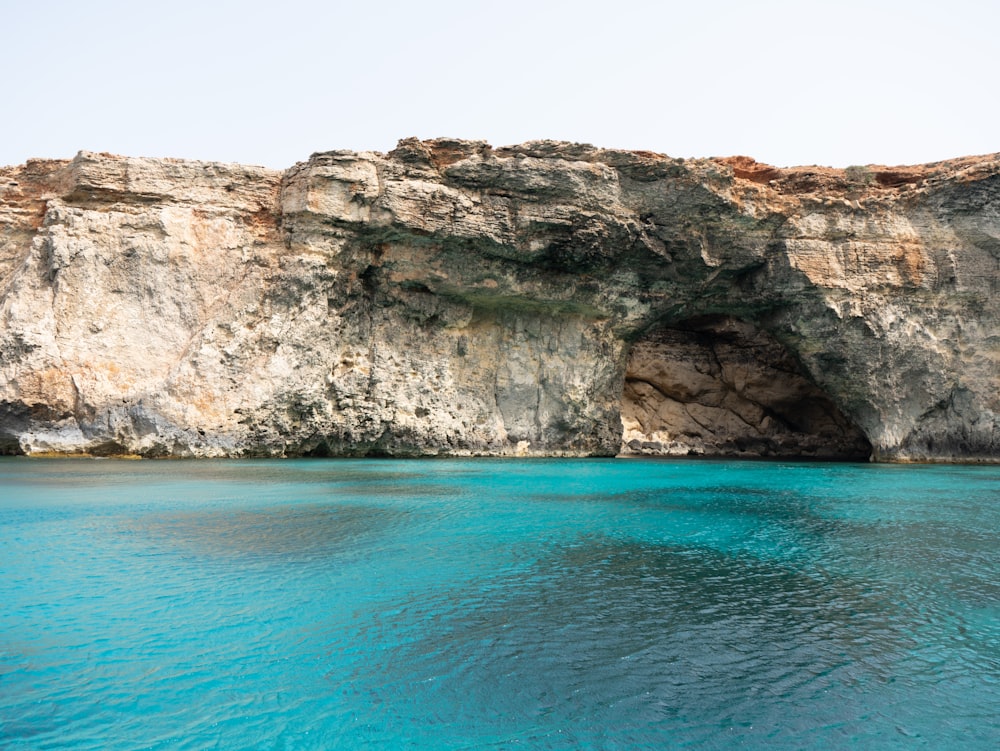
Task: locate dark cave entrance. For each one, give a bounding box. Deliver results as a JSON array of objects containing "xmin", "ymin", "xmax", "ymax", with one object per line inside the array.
[{"xmin": 620, "ymin": 316, "xmax": 872, "ymax": 460}]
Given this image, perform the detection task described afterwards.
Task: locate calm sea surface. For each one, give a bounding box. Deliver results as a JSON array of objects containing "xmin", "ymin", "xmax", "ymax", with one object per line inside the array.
[{"xmin": 1, "ymin": 458, "xmax": 998, "ymax": 749}]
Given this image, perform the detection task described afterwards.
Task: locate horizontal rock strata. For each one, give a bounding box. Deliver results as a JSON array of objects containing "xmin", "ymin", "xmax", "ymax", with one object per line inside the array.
[{"xmin": 1, "ymin": 141, "xmax": 998, "ymax": 461}]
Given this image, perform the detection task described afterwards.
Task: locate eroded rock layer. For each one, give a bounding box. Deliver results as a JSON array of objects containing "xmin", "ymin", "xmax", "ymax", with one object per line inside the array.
[{"xmin": 1, "ymin": 140, "xmax": 998, "ymax": 461}]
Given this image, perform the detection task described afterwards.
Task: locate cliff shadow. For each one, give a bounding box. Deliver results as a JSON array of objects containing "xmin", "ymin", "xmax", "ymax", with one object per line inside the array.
[{"xmin": 620, "ymin": 315, "xmax": 872, "ymax": 460}]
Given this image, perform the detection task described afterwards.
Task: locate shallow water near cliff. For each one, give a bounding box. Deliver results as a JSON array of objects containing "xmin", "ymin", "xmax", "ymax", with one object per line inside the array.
[{"xmin": 1, "ymin": 458, "xmax": 998, "ymax": 749}]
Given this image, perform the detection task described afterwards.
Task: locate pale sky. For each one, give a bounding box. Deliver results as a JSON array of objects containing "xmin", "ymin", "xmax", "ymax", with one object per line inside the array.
[{"xmin": 3, "ymin": 0, "xmax": 997, "ymax": 169}]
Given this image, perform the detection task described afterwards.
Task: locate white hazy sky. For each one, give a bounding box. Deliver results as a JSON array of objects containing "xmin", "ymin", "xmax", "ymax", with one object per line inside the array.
[{"xmin": 3, "ymin": 0, "xmax": 997, "ymax": 169}]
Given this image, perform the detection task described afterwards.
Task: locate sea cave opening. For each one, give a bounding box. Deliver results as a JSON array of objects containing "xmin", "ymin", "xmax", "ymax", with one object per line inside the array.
[{"xmin": 619, "ymin": 315, "xmax": 872, "ymax": 460}]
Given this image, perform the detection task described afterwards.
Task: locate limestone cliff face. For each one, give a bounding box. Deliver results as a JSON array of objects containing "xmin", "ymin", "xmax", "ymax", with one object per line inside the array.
[{"xmin": 1, "ymin": 140, "xmax": 997, "ymax": 461}]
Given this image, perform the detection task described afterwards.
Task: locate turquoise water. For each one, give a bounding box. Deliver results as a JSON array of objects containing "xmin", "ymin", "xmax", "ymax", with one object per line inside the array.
[{"xmin": 1, "ymin": 458, "xmax": 998, "ymax": 749}]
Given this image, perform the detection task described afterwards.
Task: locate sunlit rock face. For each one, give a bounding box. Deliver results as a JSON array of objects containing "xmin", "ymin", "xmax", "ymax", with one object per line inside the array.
[{"xmin": 1, "ymin": 141, "xmax": 998, "ymax": 461}]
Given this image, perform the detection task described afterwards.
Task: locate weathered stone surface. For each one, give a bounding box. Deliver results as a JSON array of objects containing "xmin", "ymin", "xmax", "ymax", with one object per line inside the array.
[
  {"xmin": 621, "ymin": 317, "xmax": 872, "ymax": 459},
  {"xmin": 1, "ymin": 141, "xmax": 997, "ymax": 461}
]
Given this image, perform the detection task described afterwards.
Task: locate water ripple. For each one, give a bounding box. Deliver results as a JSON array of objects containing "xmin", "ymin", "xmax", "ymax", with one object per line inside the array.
[{"xmin": 1, "ymin": 458, "xmax": 998, "ymax": 749}]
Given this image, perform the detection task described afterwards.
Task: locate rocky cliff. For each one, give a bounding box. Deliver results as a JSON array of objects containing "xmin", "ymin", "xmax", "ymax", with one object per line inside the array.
[{"xmin": 1, "ymin": 140, "xmax": 998, "ymax": 461}]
